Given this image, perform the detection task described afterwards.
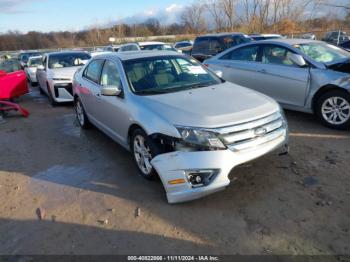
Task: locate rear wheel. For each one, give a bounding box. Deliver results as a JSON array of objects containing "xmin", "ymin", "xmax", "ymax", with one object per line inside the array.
[
  {"xmin": 131, "ymin": 129, "xmax": 158, "ymax": 180},
  {"xmin": 75, "ymin": 97, "xmax": 91, "ymax": 129},
  {"xmin": 316, "ymin": 90, "xmax": 350, "ymax": 130}
]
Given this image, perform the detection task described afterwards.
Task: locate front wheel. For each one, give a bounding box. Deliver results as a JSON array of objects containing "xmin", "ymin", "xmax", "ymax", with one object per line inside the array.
[
  {"xmin": 131, "ymin": 129, "xmax": 158, "ymax": 180},
  {"xmin": 316, "ymin": 90, "xmax": 350, "ymax": 130}
]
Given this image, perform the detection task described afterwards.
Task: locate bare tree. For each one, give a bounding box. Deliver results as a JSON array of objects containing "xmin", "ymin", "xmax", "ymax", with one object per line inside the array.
[
  {"xmin": 203, "ymin": 0, "xmax": 225, "ymax": 32},
  {"xmin": 181, "ymin": 2, "xmax": 206, "ymax": 34},
  {"xmin": 220, "ymin": 0, "xmax": 237, "ymax": 31}
]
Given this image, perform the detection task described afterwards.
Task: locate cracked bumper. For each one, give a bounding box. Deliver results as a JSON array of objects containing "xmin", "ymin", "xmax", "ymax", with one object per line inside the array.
[{"xmin": 151, "ymin": 130, "xmax": 288, "ymax": 204}]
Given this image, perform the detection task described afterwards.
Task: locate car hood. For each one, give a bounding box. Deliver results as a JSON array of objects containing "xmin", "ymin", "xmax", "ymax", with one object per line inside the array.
[
  {"xmin": 135, "ymin": 82, "xmax": 279, "ymax": 128},
  {"xmin": 326, "ymin": 58, "xmax": 350, "ymax": 74},
  {"xmin": 50, "ymin": 67, "xmax": 80, "ymax": 80}
]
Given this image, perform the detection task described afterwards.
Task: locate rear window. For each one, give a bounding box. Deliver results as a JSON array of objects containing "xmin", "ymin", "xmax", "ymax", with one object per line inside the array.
[
  {"xmin": 221, "ymin": 35, "xmax": 252, "ymax": 49},
  {"xmin": 48, "ymin": 53, "xmax": 91, "ymax": 69}
]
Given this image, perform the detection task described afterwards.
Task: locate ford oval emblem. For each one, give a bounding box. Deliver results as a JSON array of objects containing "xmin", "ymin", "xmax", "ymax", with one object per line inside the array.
[{"xmin": 254, "ymin": 127, "xmax": 267, "ymax": 137}]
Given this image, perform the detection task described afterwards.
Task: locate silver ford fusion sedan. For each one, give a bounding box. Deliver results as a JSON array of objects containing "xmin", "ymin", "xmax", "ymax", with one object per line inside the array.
[
  {"xmin": 73, "ymin": 51, "xmax": 288, "ymax": 203},
  {"xmin": 204, "ymin": 39, "xmax": 350, "ymax": 129}
]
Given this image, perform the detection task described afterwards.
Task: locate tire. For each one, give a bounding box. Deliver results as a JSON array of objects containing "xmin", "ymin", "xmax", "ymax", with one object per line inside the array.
[
  {"xmin": 316, "ymin": 90, "xmax": 350, "ymax": 130},
  {"xmin": 47, "ymin": 84, "xmax": 58, "ymax": 107},
  {"xmin": 75, "ymin": 97, "xmax": 91, "ymax": 129},
  {"xmin": 130, "ymin": 129, "xmax": 159, "ymax": 180}
]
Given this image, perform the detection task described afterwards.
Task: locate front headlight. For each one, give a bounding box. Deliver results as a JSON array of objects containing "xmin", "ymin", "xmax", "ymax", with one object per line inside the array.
[{"xmin": 176, "ymin": 126, "xmax": 226, "ymax": 150}]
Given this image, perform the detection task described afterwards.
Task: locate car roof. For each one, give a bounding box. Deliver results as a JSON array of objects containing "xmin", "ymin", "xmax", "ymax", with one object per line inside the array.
[
  {"xmin": 249, "ymin": 34, "xmax": 282, "ymax": 37},
  {"xmin": 138, "ymin": 41, "xmax": 165, "ymax": 46},
  {"xmin": 94, "ymin": 50, "xmax": 183, "ymax": 61},
  {"xmin": 28, "ymin": 55, "xmax": 42, "ymax": 60},
  {"xmin": 255, "ymin": 38, "xmax": 324, "ymax": 45},
  {"xmin": 197, "ymin": 32, "xmax": 246, "ymax": 38},
  {"xmin": 47, "ymin": 51, "xmax": 90, "ymax": 56}
]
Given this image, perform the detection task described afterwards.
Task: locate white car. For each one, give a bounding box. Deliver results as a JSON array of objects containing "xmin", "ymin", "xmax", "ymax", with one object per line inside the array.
[
  {"xmin": 36, "ymin": 51, "xmax": 91, "ymax": 105},
  {"xmin": 24, "ymin": 56, "xmax": 42, "ymax": 85},
  {"xmin": 119, "ymin": 42, "xmax": 180, "ymax": 52}
]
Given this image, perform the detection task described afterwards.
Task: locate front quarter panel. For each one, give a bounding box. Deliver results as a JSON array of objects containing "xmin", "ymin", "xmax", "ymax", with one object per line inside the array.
[
  {"xmin": 305, "ymin": 69, "xmax": 350, "ymax": 110},
  {"xmin": 126, "ymin": 95, "xmax": 181, "ymax": 140}
]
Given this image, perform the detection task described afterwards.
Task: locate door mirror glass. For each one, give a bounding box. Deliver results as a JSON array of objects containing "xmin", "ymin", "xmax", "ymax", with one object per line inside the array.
[
  {"xmin": 287, "ymin": 53, "xmax": 307, "ymax": 67},
  {"xmin": 101, "ymin": 85, "xmax": 122, "ymax": 96}
]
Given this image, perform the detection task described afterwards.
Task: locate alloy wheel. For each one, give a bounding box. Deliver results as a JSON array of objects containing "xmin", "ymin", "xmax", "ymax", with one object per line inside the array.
[
  {"xmin": 133, "ymin": 135, "xmax": 153, "ymax": 175},
  {"xmin": 321, "ymin": 96, "xmax": 350, "ymax": 125},
  {"xmin": 76, "ymin": 100, "xmax": 85, "ymax": 126}
]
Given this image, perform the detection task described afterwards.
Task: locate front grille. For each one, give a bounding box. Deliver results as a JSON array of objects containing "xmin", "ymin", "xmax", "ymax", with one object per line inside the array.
[
  {"xmin": 54, "ymin": 83, "xmax": 73, "ymax": 97},
  {"xmin": 214, "ymin": 111, "xmax": 286, "ymax": 152}
]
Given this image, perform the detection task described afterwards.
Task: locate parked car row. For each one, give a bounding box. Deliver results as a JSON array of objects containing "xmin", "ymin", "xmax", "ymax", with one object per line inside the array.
[{"xmin": 14, "ymin": 33, "xmax": 349, "ymax": 203}]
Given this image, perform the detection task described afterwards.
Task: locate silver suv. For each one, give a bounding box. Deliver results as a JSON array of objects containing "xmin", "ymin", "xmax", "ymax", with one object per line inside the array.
[{"xmin": 73, "ymin": 51, "xmax": 288, "ymax": 203}]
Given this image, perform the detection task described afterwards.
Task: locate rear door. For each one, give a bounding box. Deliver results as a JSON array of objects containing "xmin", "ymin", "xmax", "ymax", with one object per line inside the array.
[
  {"xmin": 211, "ymin": 44, "xmax": 260, "ymax": 88},
  {"xmin": 253, "ymin": 44, "xmax": 309, "ymax": 107},
  {"xmin": 79, "ymin": 59, "xmax": 105, "ymax": 119}
]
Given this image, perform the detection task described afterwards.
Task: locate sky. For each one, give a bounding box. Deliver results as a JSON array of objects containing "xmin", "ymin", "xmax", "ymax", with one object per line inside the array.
[{"xmin": 0, "ymin": 0, "xmax": 188, "ymax": 33}]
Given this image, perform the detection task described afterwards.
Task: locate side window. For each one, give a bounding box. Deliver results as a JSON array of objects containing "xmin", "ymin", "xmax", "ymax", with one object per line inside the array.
[
  {"xmin": 129, "ymin": 45, "xmax": 139, "ymax": 51},
  {"xmin": 120, "ymin": 45, "xmax": 129, "ymax": 52},
  {"xmin": 262, "ymin": 45, "xmax": 296, "ymax": 66},
  {"xmin": 100, "ymin": 60, "xmax": 121, "ymax": 87},
  {"xmin": 221, "ymin": 45, "xmax": 259, "ymax": 62},
  {"xmin": 83, "ymin": 59, "xmax": 104, "ymax": 83},
  {"xmin": 193, "ymin": 37, "xmax": 209, "ymax": 53},
  {"xmin": 209, "ymin": 38, "xmax": 221, "ymax": 53}
]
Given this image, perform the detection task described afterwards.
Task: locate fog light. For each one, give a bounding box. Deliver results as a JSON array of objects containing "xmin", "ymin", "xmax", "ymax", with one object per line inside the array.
[{"xmin": 185, "ymin": 169, "xmax": 220, "ymax": 188}]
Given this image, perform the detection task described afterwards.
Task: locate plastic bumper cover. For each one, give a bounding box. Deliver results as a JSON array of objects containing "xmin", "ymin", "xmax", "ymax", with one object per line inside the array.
[{"xmin": 151, "ymin": 129, "xmax": 287, "ymax": 204}]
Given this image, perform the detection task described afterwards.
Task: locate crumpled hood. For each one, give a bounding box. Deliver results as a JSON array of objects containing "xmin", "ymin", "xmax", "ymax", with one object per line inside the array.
[
  {"xmin": 50, "ymin": 67, "xmax": 80, "ymax": 80},
  {"xmin": 135, "ymin": 82, "xmax": 280, "ymax": 128}
]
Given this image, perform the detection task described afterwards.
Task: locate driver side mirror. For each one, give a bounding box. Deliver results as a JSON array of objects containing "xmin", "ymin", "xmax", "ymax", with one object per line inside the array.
[
  {"xmin": 288, "ymin": 53, "xmax": 307, "ymax": 67},
  {"xmin": 101, "ymin": 85, "xmax": 122, "ymax": 96}
]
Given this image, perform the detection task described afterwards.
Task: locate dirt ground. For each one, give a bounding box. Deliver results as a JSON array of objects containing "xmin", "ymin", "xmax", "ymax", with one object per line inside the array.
[{"xmin": 0, "ymin": 86, "xmax": 349, "ymax": 256}]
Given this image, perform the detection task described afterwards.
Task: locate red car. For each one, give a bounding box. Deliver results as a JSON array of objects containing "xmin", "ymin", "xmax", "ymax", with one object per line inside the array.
[{"xmin": 0, "ymin": 59, "xmax": 29, "ymax": 117}]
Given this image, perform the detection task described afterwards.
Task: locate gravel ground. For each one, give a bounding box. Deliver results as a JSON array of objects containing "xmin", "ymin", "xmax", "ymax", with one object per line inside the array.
[{"xmin": 0, "ymin": 86, "xmax": 349, "ymax": 257}]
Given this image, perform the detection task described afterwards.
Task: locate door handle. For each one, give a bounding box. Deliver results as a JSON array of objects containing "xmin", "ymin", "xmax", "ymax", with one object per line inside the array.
[{"xmin": 257, "ymin": 69, "xmax": 267, "ymax": 74}]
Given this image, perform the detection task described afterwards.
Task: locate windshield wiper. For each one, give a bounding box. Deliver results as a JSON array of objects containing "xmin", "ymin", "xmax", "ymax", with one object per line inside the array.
[
  {"xmin": 188, "ymin": 81, "xmax": 217, "ymax": 89},
  {"xmin": 134, "ymin": 89, "xmax": 170, "ymax": 95}
]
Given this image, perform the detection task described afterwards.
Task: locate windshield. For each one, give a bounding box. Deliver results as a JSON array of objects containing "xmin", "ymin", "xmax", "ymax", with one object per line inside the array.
[
  {"xmin": 28, "ymin": 58, "xmax": 42, "ymax": 67},
  {"xmin": 0, "ymin": 59, "xmax": 21, "ymax": 73},
  {"xmin": 20, "ymin": 52, "xmax": 41, "ymax": 62},
  {"xmin": 123, "ymin": 56, "xmax": 222, "ymax": 95},
  {"xmin": 294, "ymin": 42, "xmax": 350, "ymax": 63},
  {"xmin": 140, "ymin": 44, "xmax": 166, "ymax": 51},
  {"xmin": 48, "ymin": 53, "xmax": 91, "ymax": 69}
]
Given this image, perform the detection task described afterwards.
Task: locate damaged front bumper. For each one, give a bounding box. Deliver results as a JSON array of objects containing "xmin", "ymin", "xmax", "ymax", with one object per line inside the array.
[{"xmin": 151, "ymin": 130, "xmax": 288, "ymax": 204}]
